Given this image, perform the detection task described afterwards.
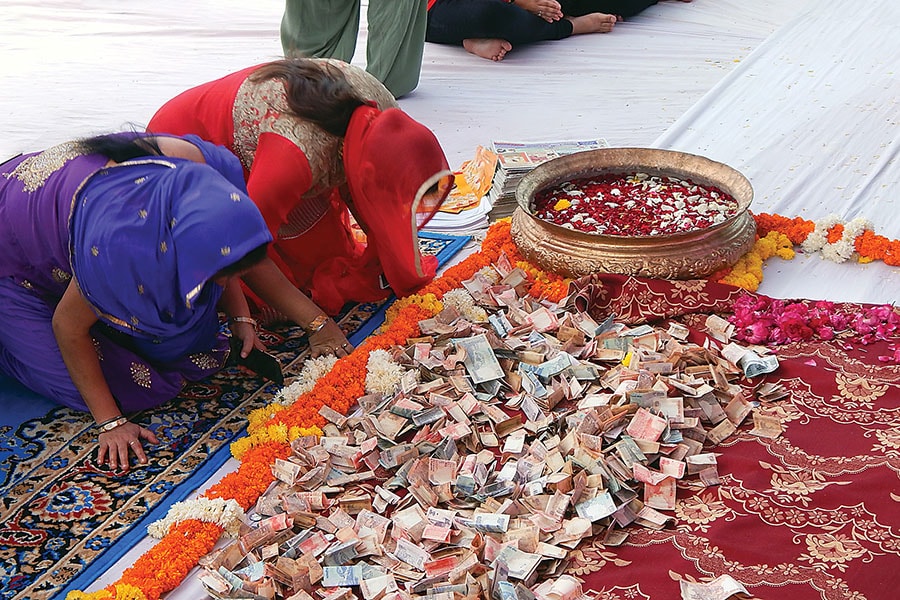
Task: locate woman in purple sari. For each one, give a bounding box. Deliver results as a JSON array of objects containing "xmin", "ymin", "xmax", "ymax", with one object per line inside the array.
[{"xmin": 0, "ymin": 133, "xmax": 351, "ymax": 471}]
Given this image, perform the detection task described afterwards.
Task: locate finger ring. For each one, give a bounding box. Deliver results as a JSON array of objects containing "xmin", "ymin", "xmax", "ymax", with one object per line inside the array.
[
  {"xmin": 538, "ymin": 11, "xmax": 543, "ymax": 16},
  {"xmin": 128, "ymin": 441, "xmax": 137, "ymax": 446},
  {"xmin": 341, "ymin": 343, "xmax": 349, "ymax": 348}
]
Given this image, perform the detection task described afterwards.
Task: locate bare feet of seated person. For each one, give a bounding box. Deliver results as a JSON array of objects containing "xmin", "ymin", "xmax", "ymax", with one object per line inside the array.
[
  {"xmin": 463, "ymin": 38, "xmax": 513, "ymax": 62},
  {"xmin": 568, "ymin": 12, "xmax": 618, "ymax": 35}
]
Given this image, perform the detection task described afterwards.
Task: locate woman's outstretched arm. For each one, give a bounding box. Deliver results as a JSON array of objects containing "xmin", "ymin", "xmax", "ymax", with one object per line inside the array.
[{"xmin": 52, "ymin": 279, "xmax": 159, "ymax": 471}]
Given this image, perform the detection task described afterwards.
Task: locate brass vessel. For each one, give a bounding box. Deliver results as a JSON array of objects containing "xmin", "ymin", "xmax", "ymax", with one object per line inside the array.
[{"xmin": 511, "ymin": 147, "xmax": 756, "ymax": 279}]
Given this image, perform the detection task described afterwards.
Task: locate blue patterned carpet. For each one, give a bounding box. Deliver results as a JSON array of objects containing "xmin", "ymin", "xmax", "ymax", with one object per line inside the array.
[{"xmin": 0, "ymin": 232, "xmax": 469, "ymax": 600}]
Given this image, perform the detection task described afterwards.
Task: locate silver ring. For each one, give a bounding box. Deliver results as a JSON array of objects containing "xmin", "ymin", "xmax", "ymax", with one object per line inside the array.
[
  {"xmin": 341, "ymin": 343, "xmax": 349, "ymax": 348},
  {"xmin": 128, "ymin": 441, "xmax": 137, "ymax": 446},
  {"xmin": 538, "ymin": 11, "xmax": 543, "ymax": 17}
]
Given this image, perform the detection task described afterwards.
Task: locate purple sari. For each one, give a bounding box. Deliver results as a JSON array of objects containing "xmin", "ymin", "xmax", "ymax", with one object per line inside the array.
[{"xmin": 0, "ymin": 136, "xmax": 271, "ymax": 412}]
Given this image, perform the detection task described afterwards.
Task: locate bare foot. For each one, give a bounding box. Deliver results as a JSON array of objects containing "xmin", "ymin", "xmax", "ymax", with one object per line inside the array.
[
  {"xmin": 463, "ymin": 38, "xmax": 513, "ymax": 61},
  {"xmin": 567, "ymin": 12, "xmax": 617, "ymax": 35}
]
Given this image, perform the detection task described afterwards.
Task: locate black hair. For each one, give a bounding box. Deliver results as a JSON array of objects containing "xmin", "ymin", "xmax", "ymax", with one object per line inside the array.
[
  {"xmin": 250, "ymin": 58, "xmax": 367, "ymax": 137},
  {"xmin": 78, "ymin": 131, "xmax": 163, "ymax": 163}
]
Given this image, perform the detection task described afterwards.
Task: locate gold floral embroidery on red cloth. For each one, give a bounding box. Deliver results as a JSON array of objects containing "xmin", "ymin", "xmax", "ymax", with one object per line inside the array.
[
  {"xmin": 834, "ymin": 373, "xmax": 889, "ymax": 408},
  {"xmin": 782, "ymin": 377, "xmax": 898, "ymax": 428},
  {"xmin": 674, "ymin": 491, "xmax": 734, "ymax": 532},
  {"xmin": 625, "ymin": 529, "xmax": 865, "ymax": 600},
  {"xmin": 761, "ymin": 462, "xmax": 851, "ymax": 506},
  {"xmin": 570, "ymin": 275, "xmax": 746, "ymax": 325},
  {"xmin": 873, "ymin": 427, "xmax": 900, "ymax": 454},
  {"xmin": 592, "ymin": 584, "xmax": 650, "ymax": 600},
  {"xmin": 565, "ymin": 542, "xmax": 632, "ymax": 577},
  {"xmin": 798, "ymin": 533, "xmax": 869, "ymax": 572},
  {"xmin": 775, "ymin": 341, "xmax": 900, "ymax": 384},
  {"xmin": 721, "ymin": 480, "xmax": 899, "ymax": 558},
  {"xmin": 669, "ymin": 279, "xmax": 713, "ymax": 302}
]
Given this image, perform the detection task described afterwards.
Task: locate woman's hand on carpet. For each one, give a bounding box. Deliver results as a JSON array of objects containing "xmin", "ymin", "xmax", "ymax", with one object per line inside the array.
[
  {"xmin": 309, "ymin": 319, "xmax": 354, "ymax": 358},
  {"xmin": 98, "ymin": 421, "xmax": 160, "ymax": 472},
  {"xmin": 231, "ymin": 318, "xmax": 266, "ymax": 359}
]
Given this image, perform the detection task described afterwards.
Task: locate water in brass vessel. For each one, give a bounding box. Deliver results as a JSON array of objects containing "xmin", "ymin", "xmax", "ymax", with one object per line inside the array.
[{"xmin": 511, "ymin": 148, "xmax": 756, "ymax": 280}]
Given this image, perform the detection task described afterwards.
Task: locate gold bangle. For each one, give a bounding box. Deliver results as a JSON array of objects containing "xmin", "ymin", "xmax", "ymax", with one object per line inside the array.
[
  {"xmin": 230, "ymin": 316, "xmax": 258, "ymax": 331},
  {"xmin": 97, "ymin": 416, "xmax": 128, "ymax": 432},
  {"xmin": 305, "ymin": 314, "xmax": 329, "ymax": 334}
]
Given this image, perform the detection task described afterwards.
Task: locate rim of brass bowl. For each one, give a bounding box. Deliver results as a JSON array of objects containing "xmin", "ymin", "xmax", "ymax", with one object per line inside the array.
[{"xmin": 515, "ymin": 147, "xmax": 754, "ymax": 241}]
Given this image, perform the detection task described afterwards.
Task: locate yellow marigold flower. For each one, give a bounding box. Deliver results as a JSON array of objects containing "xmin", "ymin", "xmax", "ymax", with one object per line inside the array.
[
  {"xmin": 65, "ymin": 591, "xmax": 114, "ymax": 599},
  {"xmin": 247, "ymin": 402, "xmax": 286, "ymax": 434},
  {"xmin": 112, "ymin": 584, "xmax": 147, "ymax": 600},
  {"xmin": 383, "ymin": 293, "xmax": 443, "ymax": 327},
  {"xmin": 287, "ymin": 425, "xmax": 323, "ymax": 441},
  {"xmin": 553, "ymin": 199, "xmax": 571, "ymax": 211},
  {"xmin": 266, "ymin": 423, "xmax": 289, "ymax": 444},
  {"xmin": 230, "ymin": 437, "xmax": 254, "ymax": 460}
]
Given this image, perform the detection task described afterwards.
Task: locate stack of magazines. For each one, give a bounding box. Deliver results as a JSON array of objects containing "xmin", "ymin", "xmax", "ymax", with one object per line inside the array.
[{"xmin": 486, "ymin": 138, "xmax": 610, "ymax": 221}]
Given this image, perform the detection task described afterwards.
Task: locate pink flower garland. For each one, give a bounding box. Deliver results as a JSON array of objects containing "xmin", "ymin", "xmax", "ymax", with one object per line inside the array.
[{"xmin": 730, "ymin": 293, "xmax": 900, "ymax": 363}]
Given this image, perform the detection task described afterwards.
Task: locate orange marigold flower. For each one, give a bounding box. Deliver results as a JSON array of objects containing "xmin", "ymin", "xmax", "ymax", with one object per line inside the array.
[{"xmin": 826, "ymin": 223, "xmax": 845, "ymax": 244}]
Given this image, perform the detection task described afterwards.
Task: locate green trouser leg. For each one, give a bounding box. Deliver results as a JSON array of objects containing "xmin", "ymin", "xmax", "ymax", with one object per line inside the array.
[
  {"xmin": 280, "ymin": 0, "xmax": 426, "ymax": 98},
  {"xmin": 280, "ymin": 0, "xmax": 361, "ymax": 62},
  {"xmin": 365, "ymin": 0, "xmax": 427, "ymax": 98}
]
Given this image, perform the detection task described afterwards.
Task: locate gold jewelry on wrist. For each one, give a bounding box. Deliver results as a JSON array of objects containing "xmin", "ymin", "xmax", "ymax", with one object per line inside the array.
[
  {"xmin": 230, "ymin": 316, "xmax": 258, "ymax": 331},
  {"xmin": 305, "ymin": 314, "xmax": 329, "ymax": 334},
  {"xmin": 97, "ymin": 416, "xmax": 128, "ymax": 432}
]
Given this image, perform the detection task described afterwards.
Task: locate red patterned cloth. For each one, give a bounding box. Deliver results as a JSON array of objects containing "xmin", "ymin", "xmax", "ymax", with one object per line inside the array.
[
  {"xmin": 565, "ymin": 273, "xmax": 750, "ymax": 325},
  {"xmin": 564, "ymin": 274, "xmax": 900, "ymax": 600}
]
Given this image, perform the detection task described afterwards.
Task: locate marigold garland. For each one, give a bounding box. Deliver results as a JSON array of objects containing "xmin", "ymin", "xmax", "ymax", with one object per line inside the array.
[
  {"xmin": 717, "ymin": 230, "xmax": 794, "ymax": 291},
  {"xmin": 715, "ymin": 212, "xmax": 900, "ymax": 291},
  {"xmin": 69, "ymin": 213, "xmax": 896, "ymax": 599}
]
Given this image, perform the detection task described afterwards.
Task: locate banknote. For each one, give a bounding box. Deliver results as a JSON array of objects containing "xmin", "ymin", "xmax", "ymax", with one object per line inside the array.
[
  {"xmin": 625, "ymin": 408, "xmax": 668, "ymax": 442},
  {"xmin": 574, "ymin": 491, "xmax": 617, "ymax": 522},
  {"xmin": 738, "ymin": 351, "xmax": 780, "ymax": 378},
  {"xmin": 679, "ymin": 574, "xmax": 749, "ymax": 600},
  {"xmin": 456, "ymin": 333, "xmax": 505, "ymax": 383},
  {"xmin": 321, "ymin": 565, "xmax": 363, "ymax": 588},
  {"xmin": 749, "ymin": 411, "xmax": 783, "ymax": 439},
  {"xmin": 473, "ymin": 512, "xmax": 511, "ymax": 533}
]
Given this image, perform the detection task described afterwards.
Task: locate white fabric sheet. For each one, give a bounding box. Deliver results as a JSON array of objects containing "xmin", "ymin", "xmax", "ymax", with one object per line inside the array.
[
  {"xmin": 5, "ymin": 0, "xmax": 898, "ymax": 596},
  {"xmin": 653, "ymin": 0, "xmax": 900, "ymax": 305}
]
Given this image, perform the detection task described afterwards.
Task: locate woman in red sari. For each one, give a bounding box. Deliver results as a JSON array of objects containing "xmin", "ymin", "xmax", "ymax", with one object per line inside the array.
[{"xmin": 148, "ymin": 58, "xmax": 454, "ymax": 317}]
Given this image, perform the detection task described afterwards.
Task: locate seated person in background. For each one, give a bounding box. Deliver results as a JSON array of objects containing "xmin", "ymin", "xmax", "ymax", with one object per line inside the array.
[
  {"xmin": 0, "ymin": 132, "xmax": 350, "ymax": 471},
  {"xmin": 280, "ymin": 0, "xmax": 427, "ymax": 98},
  {"xmin": 148, "ymin": 58, "xmax": 454, "ymax": 318},
  {"xmin": 426, "ymin": 0, "xmax": 690, "ymax": 62}
]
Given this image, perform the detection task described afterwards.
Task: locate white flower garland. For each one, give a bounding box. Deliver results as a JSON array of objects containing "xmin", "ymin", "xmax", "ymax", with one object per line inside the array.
[
  {"xmin": 800, "ymin": 214, "xmax": 841, "ymax": 254},
  {"xmin": 801, "ymin": 214, "xmax": 873, "ymax": 263},
  {"xmin": 273, "ymin": 355, "xmax": 339, "ymax": 405},
  {"xmin": 821, "ymin": 217, "xmax": 873, "ymax": 263},
  {"xmin": 365, "ymin": 348, "xmax": 407, "ymax": 396},
  {"xmin": 148, "ymin": 497, "xmax": 245, "ymax": 539},
  {"xmin": 442, "ymin": 288, "xmax": 488, "ymax": 323}
]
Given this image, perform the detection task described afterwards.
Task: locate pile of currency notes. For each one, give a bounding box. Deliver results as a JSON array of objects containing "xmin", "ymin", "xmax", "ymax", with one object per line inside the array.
[{"xmin": 198, "ymin": 262, "xmax": 786, "ymax": 600}]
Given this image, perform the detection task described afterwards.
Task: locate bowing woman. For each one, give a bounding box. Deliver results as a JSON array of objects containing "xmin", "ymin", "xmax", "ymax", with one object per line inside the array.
[
  {"xmin": 0, "ymin": 132, "xmax": 350, "ymax": 471},
  {"xmin": 148, "ymin": 57, "xmax": 454, "ymax": 318}
]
